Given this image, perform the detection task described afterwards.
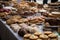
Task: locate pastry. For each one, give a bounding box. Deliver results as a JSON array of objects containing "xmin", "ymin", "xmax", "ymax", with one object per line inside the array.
[
  {"xmin": 6, "ymin": 15, "xmax": 22, "ymax": 24},
  {"xmin": 0, "ymin": 12, "xmax": 9, "ymax": 17},
  {"xmin": 29, "ymin": 35, "xmax": 38, "ymax": 40},
  {"xmin": 48, "ymin": 33, "xmax": 58, "ymax": 40},
  {"xmin": 45, "ymin": 22, "xmax": 50, "ymax": 27},
  {"xmin": 39, "ymin": 34, "xmax": 49, "ymax": 40},
  {"xmin": 30, "ymin": 24, "xmax": 37, "ymax": 27},
  {"xmin": 19, "ymin": 23, "xmax": 38, "ymax": 34},
  {"xmin": 6, "ymin": 19, "xmax": 15, "ymax": 24},
  {"xmin": 34, "ymin": 32, "xmax": 42, "ymax": 37},
  {"xmin": 37, "ymin": 39, "xmax": 42, "ymax": 40},
  {"xmin": 28, "ymin": 2, "xmax": 37, "ymax": 7},
  {"xmin": 26, "ymin": 26, "xmax": 38, "ymax": 33},
  {"xmin": 10, "ymin": 15, "xmax": 21, "ymax": 19},
  {"xmin": 44, "ymin": 31, "xmax": 52, "ymax": 35},
  {"xmin": 24, "ymin": 34, "xmax": 31, "ymax": 39},
  {"xmin": 18, "ymin": 28, "xmax": 28, "ymax": 37},
  {"xmin": 10, "ymin": 24, "xmax": 21, "ymax": 32}
]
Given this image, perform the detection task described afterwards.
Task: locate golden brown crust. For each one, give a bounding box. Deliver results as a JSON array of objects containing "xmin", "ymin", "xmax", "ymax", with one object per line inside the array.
[
  {"xmin": 44, "ymin": 31, "xmax": 52, "ymax": 35},
  {"xmin": 48, "ymin": 33, "xmax": 57, "ymax": 38},
  {"xmin": 37, "ymin": 39, "xmax": 42, "ymax": 40},
  {"xmin": 29, "ymin": 35, "xmax": 38, "ymax": 40},
  {"xmin": 24, "ymin": 34, "xmax": 31, "ymax": 38},
  {"xmin": 34, "ymin": 32, "xmax": 42, "ymax": 36},
  {"xmin": 39, "ymin": 34, "xmax": 48, "ymax": 39}
]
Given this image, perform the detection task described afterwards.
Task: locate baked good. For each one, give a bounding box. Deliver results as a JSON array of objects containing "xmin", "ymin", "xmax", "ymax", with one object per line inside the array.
[
  {"xmin": 1, "ymin": 15, "xmax": 12, "ymax": 20},
  {"xmin": 26, "ymin": 26, "xmax": 38, "ymax": 33},
  {"xmin": 6, "ymin": 19, "xmax": 15, "ymax": 24},
  {"xmin": 37, "ymin": 39, "xmax": 42, "ymax": 40},
  {"xmin": 18, "ymin": 28, "xmax": 28, "ymax": 37},
  {"xmin": 39, "ymin": 34, "xmax": 48, "ymax": 40},
  {"xmin": 34, "ymin": 32, "xmax": 42, "ymax": 36},
  {"xmin": 10, "ymin": 24, "xmax": 21, "ymax": 32},
  {"xmin": 44, "ymin": 31, "xmax": 52, "ymax": 35},
  {"xmin": 0, "ymin": 12, "xmax": 9, "ymax": 17},
  {"xmin": 29, "ymin": 35, "xmax": 38, "ymax": 40},
  {"xmin": 19, "ymin": 23, "xmax": 28, "ymax": 27},
  {"xmin": 30, "ymin": 24, "xmax": 37, "ymax": 27},
  {"xmin": 6, "ymin": 15, "xmax": 21, "ymax": 24},
  {"xmin": 28, "ymin": 16, "xmax": 45, "ymax": 24},
  {"xmin": 48, "ymin": 33, "xmax": 58, "ymax": 40},
  {"xmin": 19, "ymin": 23, "xmax": 38, "ymax": 33},
  {"xmin": 10, "ymin": 15, "xmax": 21, "ymax": 19},
  {"xmin": 24, "ymin": 34, "xmax": 31, "ymax": 39},
  {"xmin": 45, "ymin": 22, "xmax": 50, "ymax": 27},
  {"xmin": 28, "ymin": 2, "xmax": 37, "ymax": 7}
]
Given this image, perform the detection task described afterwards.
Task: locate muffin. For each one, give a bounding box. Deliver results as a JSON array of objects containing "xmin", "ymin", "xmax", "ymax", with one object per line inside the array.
[
  {"xmin": 48, "ymin": 33, "xmax": 58, "ymax": 40},
  {"xmin": 24, "ymin": 34, "xmax": 31, "ymax": 39},
  {"xmin": 44, "ymin": 31, "xmax": 52, "ymax": 35},
  {"xmin": 34, "ymin": 32, "xmax": 42, "ymax": 37},
  {"xmin": 39, "ymin": 34, "xmax": 48, "ymax": 40},
  {"xmin": 29, "ymin": 35, "xmax": 38, "ymax": 40}
]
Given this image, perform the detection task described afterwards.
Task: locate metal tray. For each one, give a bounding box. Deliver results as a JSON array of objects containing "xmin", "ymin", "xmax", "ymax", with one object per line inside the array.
[{"xmin": 0, "ymin": 19, "xmax": 23, "ymax": 40}]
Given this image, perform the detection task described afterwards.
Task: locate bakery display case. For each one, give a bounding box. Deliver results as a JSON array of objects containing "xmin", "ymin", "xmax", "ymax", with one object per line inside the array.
[{"xmin": 0, "ymin": 0, "xmax": 60, "ymax": 40}]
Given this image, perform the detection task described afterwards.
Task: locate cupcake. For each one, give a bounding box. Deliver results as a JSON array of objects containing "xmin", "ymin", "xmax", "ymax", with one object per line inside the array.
[
  {"xmin": 44, "ymin": 31, "xmax": 52, "ymax": 35},
  {"xmin": 34, "ymin": 32, "xmax": 42, "ymax": 37},
  {"xmin": 29, "ymin": 35, "xmax": 38, "ymax": 40},
  {"xmin": 48, "ymin": 33, "xmax": 58, "ymax": 40},
  {"xmin": 39, "ymin": 34, "xmax": 48, "ymax": 40}
]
